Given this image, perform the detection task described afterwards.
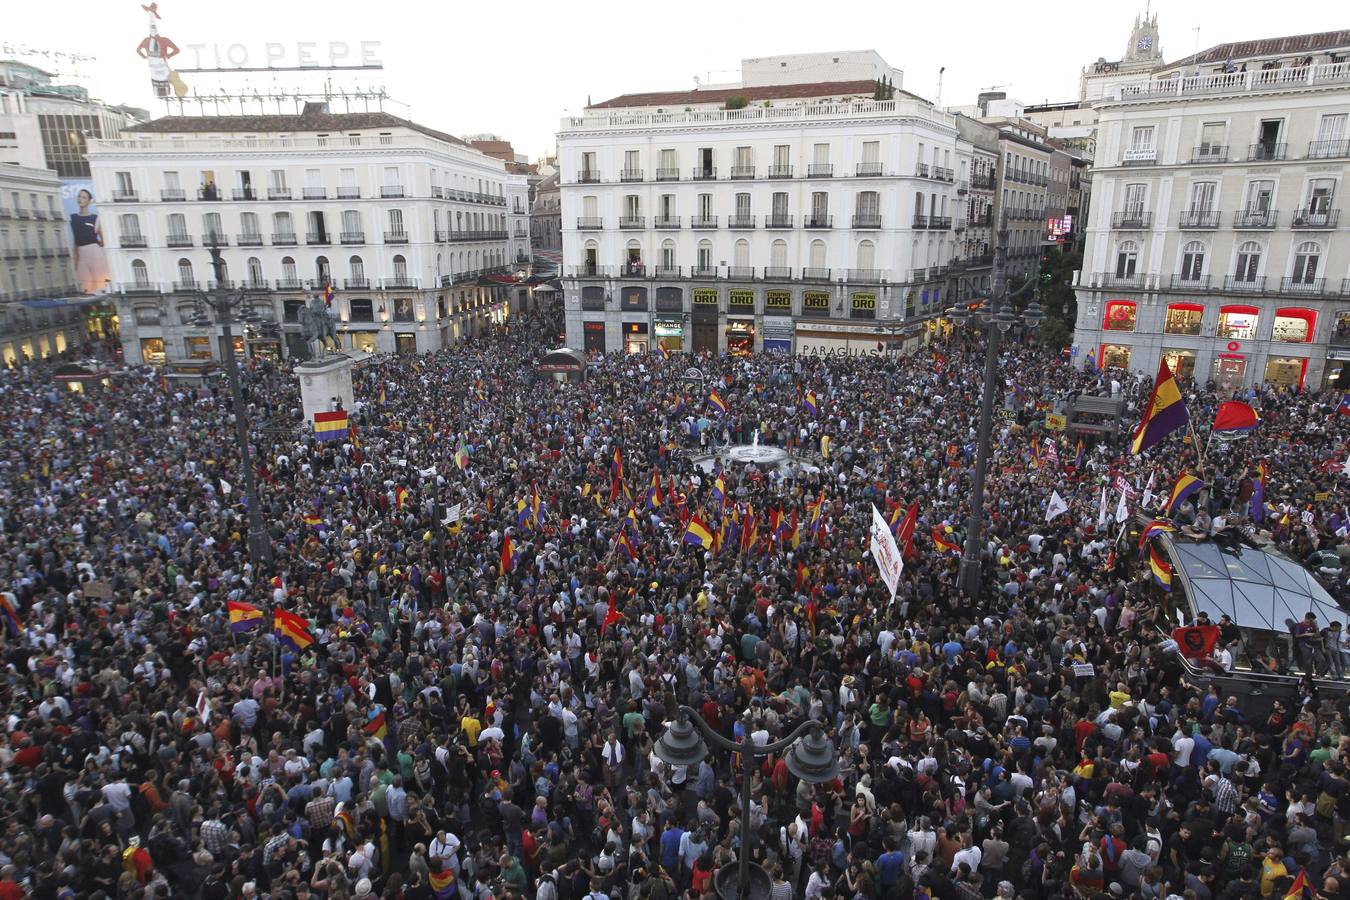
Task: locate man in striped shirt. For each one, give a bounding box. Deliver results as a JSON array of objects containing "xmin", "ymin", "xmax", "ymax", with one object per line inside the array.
[{"xmin": 1205, "ymin": 763, "xmax": 1239, "ymax": 818}]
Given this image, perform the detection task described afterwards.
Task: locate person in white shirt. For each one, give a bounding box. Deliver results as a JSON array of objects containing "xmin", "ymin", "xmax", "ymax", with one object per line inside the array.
[
  {"xmin": 951, "ymin": 833, "xmax": 983, "ymax": 874},
  {"xmin": 1172, "ymin": 729, "xmax": 1195, "ymax": 768}
]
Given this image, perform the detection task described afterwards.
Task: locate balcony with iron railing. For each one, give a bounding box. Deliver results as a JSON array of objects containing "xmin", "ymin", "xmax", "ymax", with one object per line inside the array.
[
  {"xmin": 730, "ymin": 166, "xmax": 756, "ymax": 179},
  {"xmin": 340, "ymin": 231, "xmax": 366, "ymax": 244},
  {"xmin": 576, "ymin": 217, "xmax": 603, "ymax": 230},
  {"xmin": 763, "ymin": 266, "xmax": 793, "ymax": 280},
  {"xmin": 568, "ymin": 265, "xmax": 612, "ymax": 278},
  {"xmin": 852, "ymin": 214, "xmax": 882, "ymax": 229},
  {"xmin": 934, "ymin": 166, "xmax": 954, "ymax": 182},
  {"xmin": 1096, "ymin": 272, "xmax": 1144, "ymax": 289},
  {"xmin": 241, "ymin": 278, "xmax": 269, "ymax": 291},
  {"xmin": 655, "ymin": 168, "xmax": 680, "ymax": 181},
  {"xmin": 236, "ymin": 232, "xmax": 264, "ymax": 246},
  {"xmin": 172, "ymin": 280, "xmax": 199, "ymax": 292},
  {"xmin": 1248, "ymin": 142, "xmax": 1286, "ymax": 161},
  {"xmin": 619, "ymin": 216, "xmax": 646, "ymax": 229},
  {"xmin": 380, "ymin": 185, "xmax": 406, "ymax": 198},
  {"xmin": 727, "ymin": 266, "xmax": 755, "ymax": 280},
  {"xmin": 1233, "ymin": 209, "xmax": 1278, "ymax": 228},
  {"xmin": 655, "ymin": 216, "xmax": 681, "ymax": 229},
  {"xmin": 345, "ymin": 277, "xmax": 370, "ymax": 289},
  {"xmin": 691, "ymin": 265, "xmax": 719, "ymax": 279},
  {"xmin": 722, "ymin": 215, "xmax": 752, "ymax": 229},
  {"xmin": 1112, "ymin": 210, "xmax": 1153, "ymax": 229},
  {"xmin": 620, "ymin": 168, "xmax": 644, "ymax": 182},
  {"xmin": 112, "ymin": 189, "xmax": 138, "ymax": 202},
  {"xmin": 765, "ymin": 215, "xmax": 793, "ymax": 228},
  {"xmin": 1280, "ymin": 277, "xmax": 1328, "ymax": 295},
  {"xmin": 1178, "ymin": 209, "xmax": 1220, "ymax": 228},
  {"xmin": 382, "ymin": 276, "xmax": 418, "ymax": 289},
  {"xmin": 337, "ymin": 187, "xmax": 361, "ymax": 199},
  {"xmin": 807, "ymin": 163, "xmax": 833, "ymax": 177},
  {"xmin": 768, "ymin": 165, "xmax": 793, "ymax": 178},
  {"xmin": 303, "ymin": 187, "xmax": 328, "ymax": 200},
  {"xmin": 430, "ymin": 186, "xmax": 444, "ymax": 199},
  {"xmin": 306, "ymin": 232, "xmax": 331, "ymax": 245},
  {"xmin": 1189, "ymin": 145, "xmax": 1228, "ymax": 164},
  {"xmin": 929, "ymin": 216, "xmax": 953, "ymax": 229},
  {"xmin": 384, "ymin": 231, "xmax": 410, "ymax": 243},
  {"xmin": 847, "ymin": 268, "xmax": 882, "ymax": 282},
  {"xmin": 655, "ymin": 265, "xmax": 681, "ymax": 279},
  {"xmin": 691, "ymin": 216, "xmax": 719, "ymax": 229},
  {"xmin": 117, "ymin": 281, "xmax": 160, "ymax": 294},
  {"xmin": 119, "ymin": 234, "xmax": 147, "ymax": 248},
  {"xmin": 270, "ymin": 232, "xmax": 298, "ymax": 246},
  {"xmin": 204, "ymin": 232, "xmax": 229, "ymax": 246},
  {"xmin": 1292, "ymin": 208, "xmax": 1339, "ymax": 228},
  {"xmin": 161, "ymin": 188, "xmax": 186, "ymax": 202},
  {"xmin": 804, "ymin": 214, "xmax": 833, "ymax": 228},
  {"xmin": 1224, "ymin": 275, "xmax": 1266, "ymax": 292},
  {"xmin": 1309, "ymin": 139, "xmax": 1350, "ymax": 159},
  {"xmin": 621, "ymin": 263, "xmax": 647, "ymax": 277},
  {"xmin": 692, "ymin": 168, "xmax": 718, "ymax": 181},
  {"xmin": 268, "ymin": 188, "xmax": 292, "ymax": 200},
  {"xmin": 957, "ymin": 180, "xmax": 969, "ymax": 194},
  {"xmin": 913, "ymin": 214, "xmax": 930, "ymax": 229},
  {"xmin": 801, "ymin": 267, "xmax": 832, "ymax": 282},
  {"xmin": 165, "ymin": 233, "xmax": 193, "ymax": 248},
  {"xmin": 276, "ymin": 277, "xmax": 304, "ymax": 290},
  {"xmin": 1170, "ymin": 274, "xmax": 1210, "ymax": 290},
  {"xmin": 972, "ymin": 175, "xmax": 996, "ymax": 190},
  {"xmin": 856, "ymin": 162, "xmax": 884, "ymax": 176},
  {"xmin": 576, "ymin": 170, "xmax": 601, "ymax": 184}
]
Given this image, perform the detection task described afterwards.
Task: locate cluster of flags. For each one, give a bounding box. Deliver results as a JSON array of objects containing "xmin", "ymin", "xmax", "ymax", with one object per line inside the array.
[{"xmin": 227, "ymin": 601, "xmax": 315, "ymax": 650}]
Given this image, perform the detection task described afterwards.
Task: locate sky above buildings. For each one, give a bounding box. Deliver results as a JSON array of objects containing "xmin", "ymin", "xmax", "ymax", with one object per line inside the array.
[{"xmin": 6, "ymin": 0, "xmax": 1345, "ymax": 159}]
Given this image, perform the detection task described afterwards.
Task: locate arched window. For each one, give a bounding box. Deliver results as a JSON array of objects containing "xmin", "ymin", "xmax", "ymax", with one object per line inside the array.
[
  {"xmin": 1103, "ymin": 299, "xmax": 1137, "ymax": 332},
  {"xmin": 1218, "ymin": 304, "xmax": 1260, "ymax": 340},
  {"xmin": 809, "ymin": 239, "xmax": 826, "ymax": 271},
  {"xmin": 770, "ymin": 239, "xmax": 787, "ymax": 269},
  {"xmin": 281, "ymin": 256, "xmax": 297, "ymax": 283},
  {"xmin": 733, "ymin": 239, "xmax": 750, "ymax": 269},
  {"xmin": 1114, "ymin": 240, "xmax": 1138, "ymax": 279},
  {"xmin": 697, "ymin": 239, "xmax": 713, "ymax": 272},
  {"xmin": 131, "ymin": 259, "xmax": 149, "ymax": 287},
  {"xmin": 856, "ymin": 240, "xmax": 876, "ymax": 271},
  {"xmin": 660, "ymin": 239, "xmax": 676, "ymax": 271},
  {"xmin": 1273, "ymin": 307, "xmax": 1316, "ymax": 342},
  {"xmin": 1179, "ymin": 241, "xmax": 1205, "ymax": 283},
  {"xmin": 1234, "ymin": 241, "xmax": 1262, "ymax": 283},
  {"xmin": 176, "ymin": 258, "xmax": 194, "ymax": 286},
  {"xmin": 315, "ymin": 256, "xmax": 330, "ymax": 284},
  {"xmin": 246, "ymin": 256, "xmax": 263, "ymax": 286},
  {"xmin": 392, "ymin": 254, "xmax": 407, "ymax": 280},
  {"xmin": 349, "ymin": 255, "xmax": 365, "ymax": 282},
  {"xmin": 1291, "ymin": 241, "xmax": 1321, "ymax": 285}
]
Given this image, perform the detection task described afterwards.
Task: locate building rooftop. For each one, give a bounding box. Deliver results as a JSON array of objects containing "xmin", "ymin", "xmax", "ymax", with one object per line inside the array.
[
  {"xmin": 1168, "ymin": 29, "xmax": 1350, "ymax": 69},
  {"xmin": 126, "ymin": 111, "xmax": 469, "ymax": 147},
  {"xmin": 589, "ymin": 79, "xmax": 915, "ymax": 110}
]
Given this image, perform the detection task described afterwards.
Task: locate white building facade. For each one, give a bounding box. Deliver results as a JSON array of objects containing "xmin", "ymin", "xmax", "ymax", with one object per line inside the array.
[
  {"xmin": 558, "ymin": 68, "xmax": 970, "ymax": 357},
  {"xmin": 87, "ymin": 110, "xmax": 524, "ymax": 364},
  {"xmin": 1072, "ymin": 38, "xmax": 1350, "ymax": 391}
]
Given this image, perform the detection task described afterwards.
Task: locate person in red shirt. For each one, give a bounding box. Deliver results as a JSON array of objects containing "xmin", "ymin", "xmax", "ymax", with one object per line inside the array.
[
  {"xmin": 12, "ymin": 737, "xmax": 41, "ymax": 772},
  {"xmin": 0, "ymin": 865, "xmax": 23, "ymax": 900}
]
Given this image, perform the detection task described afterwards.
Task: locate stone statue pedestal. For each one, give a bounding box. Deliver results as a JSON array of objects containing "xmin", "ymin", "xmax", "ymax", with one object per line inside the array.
[{"xmin": 295, "ymin": 351, "xmax": 363, "ymax": 424}]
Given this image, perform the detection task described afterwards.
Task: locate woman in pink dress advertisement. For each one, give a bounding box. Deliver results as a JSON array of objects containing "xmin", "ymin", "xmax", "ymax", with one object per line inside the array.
[{"xmin": 69, "ymin": 188, "xmax": 109, "ymax": 294}]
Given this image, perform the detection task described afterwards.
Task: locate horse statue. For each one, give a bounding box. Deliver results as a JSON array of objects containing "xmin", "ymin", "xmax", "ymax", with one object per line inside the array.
[{"xmin": 298, "ymin": 295, "xmax": 340, "ymax": 359}]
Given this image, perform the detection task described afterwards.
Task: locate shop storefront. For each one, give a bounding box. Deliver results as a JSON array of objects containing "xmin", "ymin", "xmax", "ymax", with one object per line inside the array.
[
  {"xmin": 795, "ymin": 321, "xmax": 919, "ymax": 357},
  {"xmin": 764, "ymin": 290, "xmax": 792, "ymax": 318},
  {"xmin": 349, "ymin": 331, "xmax": 379, "ymax": 354},
  {"xmin": 1099, "ymin": 343, "xmax": 1131, "ymax": 369},
  {"xmin": 653, "ymin": 317, "xmax": 684, "ymax": 352},
  {"xmin": 1160, "ymin": 348, "xmax": 1197, "ymax": 381},
  {"xmin": 396, "ymin": 333, "xmax": 418, "ymax": 355},
  {"xmin": 583, "ymin": 321, "xmax": 606, "ymax": 353},
  {"xmin": 762, "ymin": 316, "xmax": 793, "ymax": 353},
  {"xmin": 1264, "ymin": 355, "xmax": 1308, "ymax": 389},
  {"xmin": 623, "ymin": 321, "xmax": 649, "ymax": 354},
  {"xmin": 802, "ymin": 291, "xmax": 831, "ymax": 317},
  {"xmin": 1211, "ymin": 354, "xmax": 1247, "ymax": 391},
  {"xmin": 850, "ymin": 292, "xmax": 877, "ymax": 320},
  {"xmin": 84, "ymin": 302, "xmax": 119, "ymax": 343},
  {"xmin": 185, "ymin": 336, "xmax": 214, "ymax": 360},
  {"xmin": 1325, "ymin": 350, "xmax": 1350, "ymax": 390},
  {"xmin": 692, "ymin": 288, "xmax": 719, "ymax": 354},
  {"xmin": 247, "ymin": 339, "xmax": 283, "ymax": 360},
  {"xmin": 725, "ymin": 318, "xmax": 755, "ymax": 355},
  {"xmin": 728, "ymin": 289, "xmax": 756, "ymax": 318},
  {"xmin": 139, "ymin": 337, "xmax": 166, "ymax": 365},
  {"xmin": 621, "ymin": 286, "xmax": 649, "ymax": 313}
]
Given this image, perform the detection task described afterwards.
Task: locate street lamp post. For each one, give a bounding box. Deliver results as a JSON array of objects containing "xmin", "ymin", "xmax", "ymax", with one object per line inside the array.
[
  {"xmin": 655, "ymin": 706, "xmax": 839, "ymax": 900},
  {"xmin": 194, "ymin": 242, "xmax": 273, "ymax": 568},
  {"xmin": 949, "ymin": 221, "xmax": 1042, "ymax": 597}
]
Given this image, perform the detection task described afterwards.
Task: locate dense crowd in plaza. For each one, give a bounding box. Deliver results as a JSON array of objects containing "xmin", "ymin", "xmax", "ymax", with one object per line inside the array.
[{"xmin": 2, "ymin": 305, "xmax": 1350, "ymax": 900}]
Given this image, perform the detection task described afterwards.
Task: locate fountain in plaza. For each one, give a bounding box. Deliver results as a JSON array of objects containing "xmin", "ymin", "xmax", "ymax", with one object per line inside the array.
[{"xmin": 692, "ymin": 429, "xmax": 818, "ymax": 478}]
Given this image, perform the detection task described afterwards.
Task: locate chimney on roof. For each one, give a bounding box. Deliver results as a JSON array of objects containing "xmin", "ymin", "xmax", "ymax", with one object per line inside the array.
[{"xmin": 301, "ymin": 101, "xmax": 329, "ymax": 115}]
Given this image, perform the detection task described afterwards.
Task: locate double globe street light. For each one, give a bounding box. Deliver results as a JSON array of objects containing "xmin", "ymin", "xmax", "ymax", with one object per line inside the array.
[{"xmin": 654, "ymin": 706, "xmax": 840, "ymax": 900}]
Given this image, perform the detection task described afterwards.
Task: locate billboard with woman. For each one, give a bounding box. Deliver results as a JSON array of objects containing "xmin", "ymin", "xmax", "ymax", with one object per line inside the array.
[{"xmin": 61, "ymin": 180, "xmax": 109, "ymax": 294}]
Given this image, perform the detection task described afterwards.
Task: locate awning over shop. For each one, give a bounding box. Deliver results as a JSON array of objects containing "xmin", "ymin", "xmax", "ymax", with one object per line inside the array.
[{"xmin": 1165, "ymin": 534, "xmax": 1343, "ymax": 631}]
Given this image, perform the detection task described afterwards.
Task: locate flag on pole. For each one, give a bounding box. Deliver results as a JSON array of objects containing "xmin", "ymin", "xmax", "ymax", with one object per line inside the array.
[
  {"xmin": 1115, "ymin": 486, "xmax": 1130, "ymax": 524},
  {"xmin": 1164, "ymin": 472, "xmax": 1205, "ymax": 517},
  {"xmin": 0, "ymin": 594, "xmax": 23, "ymax": 635},
  {"xmin": 219, "ymin": 478, "xmax": 233, "ymax": 496},
  {"xmin": 1339, "ymin": 394, "xmax": 1350, "ymax": 417},
  {"xmin": 682, "ymin": 515, "xmax": 714, "ymax": 549},
  {"xmin": 1131, "ymin": 357, "xmax": 1190, "ymax": 454},
  {"xmin": 708, "ymin": 390, "xmax": 728, "ymax": 416},
  {"xmin": 395, "ymin": 486, "xmax": 410, "ymax": 508},
  {"xmin": 616, "ymin": 530, "xmax": 637, "ymax": 560},
  {"xmin": 656, "ymin": 341, "xmax": 670, "ymax": 361},
  {"xmin": 1138, "ymin": 519, "xmax": 1176, "ymax": 548},
  {"xmin": 454, "ymin": 443, "xmax": 470, "ymax": 470},
  {"xmin": 228, "ymin": 601, "xmax": 264, "ymax": 633},
  {"xmin": 273, "ymin": 609, "xmax": 314, "ymax": 651},
  {"xmin": 1212, "ymin": 400, "xmax": 1260, "ymax": 433},
  {"xmin": 313, "ymin": 410, "xmax": 350, "ymax": 442},
  {"xmin": 500, "ymin": 534, "xmax": 515, "ymax": 574},
  {"xmin": 324, "ymin": 282, "xmax": 335, "ymax": 308},
  {"xmin": 931, "ymin": 525, "xmax": 960, "ymax": 554},
  {"xmin": 601, "ymin": 595, "xmax": 623, "ymax": 634},
  {"xmin": 646, "ymin": 472, "xmax": 664, "ymax": 509},
  {"xmin": 1141, "ymin": 470, "xmax": 1156, "ymax": 512},
  {"xmin": 802, "ymin": 391, "xmax": 819, "ymax": 416},
  {"xmin": 1097, "ymin": 486, "xmax": 1109, "ymax": 530},
  {"xmin": 1148, "ymin": 546, "xmax": 1173, "ymax": 590},
  {"xmin": 1046, "ymin": 490, "xmax": 1069, "ymax": 522}
]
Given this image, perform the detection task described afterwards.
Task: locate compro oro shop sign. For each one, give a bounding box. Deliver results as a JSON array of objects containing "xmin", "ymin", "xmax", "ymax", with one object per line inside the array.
[{"xmin": 794, "ymin": 321, "xmax": 915, "ymax": 357}]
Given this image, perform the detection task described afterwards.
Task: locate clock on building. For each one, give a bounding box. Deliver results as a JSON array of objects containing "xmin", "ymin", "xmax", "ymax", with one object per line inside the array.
[{"xmin": 1137, "ymin": 36, "xmax": 1153, "ymax": 51}]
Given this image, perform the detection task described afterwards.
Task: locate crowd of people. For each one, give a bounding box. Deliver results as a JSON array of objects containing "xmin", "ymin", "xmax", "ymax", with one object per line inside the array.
[{"xmin": 1, "ymin": 304, "xmax": 1349, "ymax": 900}]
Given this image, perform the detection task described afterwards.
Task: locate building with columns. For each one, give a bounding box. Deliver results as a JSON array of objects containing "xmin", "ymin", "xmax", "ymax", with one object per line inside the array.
[
  {"xmin": 87, "ymin": 107, "xmax": 529, "ymax": 364},
  {"xmin": 1072, "ymin": 30, "xmax": 1350, "ymax": 391},
  {"xmin": 557, "ymin": 51, "xmax": 976, "ymax": 357}
]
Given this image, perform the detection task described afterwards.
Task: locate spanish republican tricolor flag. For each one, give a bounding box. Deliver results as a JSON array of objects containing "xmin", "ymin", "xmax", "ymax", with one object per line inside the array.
[
  {"xmin": 931, "ymin": 525, "xmax": 961, "ymax": 554},
  {"xmin": 656, "ymin": 341, "xmax": 671, "ymax": 360},
  {"xmin": 428, "ymin": 867, "xmax": 457, "ymax": 900},
  {"xmin": 1148, "ymin": 545, "xmax": 1172, "ymax": 591},
  {"xmin": 1130, "ymin": 357, "xmax": 1190, "ymax": 454},
  {"xmin": 616, "ymin": 530, "xmax": 637, "ymax": 560},
  {"xmin": 1163, "ymin": 472, "xmax": 1205, "ymax": 516},
  {"xmin": 313, "ymin": 410, "xmax": 349, "ymax": 443},
  {"xmin": 802, "ymin": 390, "xmax": 819, "ymax": 416},
  {"xmin": 0, "ymin": 593, "xmax": 23, "ymax": 635},
  {"xmin": 707, "ymin": 390, "xmax": 728, "ymax": 415},
  {"xmin": 273, "ymin": 609, "xmax": 314, "ymax": 651},
  {"xmin": 1137, "ymin": 518, "xmax": 1176, "ymax": 549},
  {"xmin": 228, "ymin": 601, "xmax": 264, "ymax": 633},
  {"xmin": 682, "ymin": 515, "xmax": 714, "ymax": 549}
]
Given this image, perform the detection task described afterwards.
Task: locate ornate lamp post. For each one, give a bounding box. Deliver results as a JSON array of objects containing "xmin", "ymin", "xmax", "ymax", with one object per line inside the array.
[
  {"xmin": 947, "ymin": 220, "xmax": 1042, "ymax": 597},
  {"xmin": 655, "ymin": 707, "xmax": 840, "ymax": 900},
  {"xmin": 189, "ymin": 241, "xmax": 273, "ymax": 567}
]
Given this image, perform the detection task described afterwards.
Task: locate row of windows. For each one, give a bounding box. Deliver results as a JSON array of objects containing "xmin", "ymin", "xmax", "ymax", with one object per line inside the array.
[
  {"xmin": 0, "ymin": 225, "xmax": 67, "ymax": 252},
  {"xmin": 1114, "ymin": 176, "xmax": 1337, "ymax": 218},
  {"xmin": 578, "ymin": 140, "xmax": 951, "ymax": 176},
  {"xmin": 577, "ymin": 236, "xmax": 953, "ymax": 272},
  {"xmin": 576, "ymin": 190, "xmax": 951, "ymax": 220},
  {"xmin": 2, "ymin": 190, "xmax": 61, "ymax": 216},
  {"xmin": 1124, "ymin": 112, "xmax": 1347, "ymax": 161},
  {"xmin": 1111, "ymin": 238, "xmax": 1336, "ymax": 283},
  {"xmin": 112, "ymin": 208, "xmax": 506, "ymax": 242},
  {"xmin": 122, "ymin": 250, "xmax": 508, "ymax": 287},
  {"xmin": 1102, "ymin": 300, "xmax": 1319, "ymax": 343},
  {"xmin": 112, "ymin": 164, "xmax": 505, "ymax": 199}
]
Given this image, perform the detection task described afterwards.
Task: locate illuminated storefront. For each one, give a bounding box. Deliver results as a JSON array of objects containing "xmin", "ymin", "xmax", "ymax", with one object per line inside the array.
[
  {"xmin": 1160, "ymin": 348, "xmax": 1196, "ymax": 380},
  {"xmin": 1163, "ymin": 303, "xmax": 1203, "ymax": 336},
  {"xmin": 623, "ymin": 321, "xmax": 649, "ymax": 354},
  {"xmin": 725, "ymin": 318, "xmax": 755, "ymax": 355},
  {"xmin": 653, "ymin": 317, "xmax": 684, "ymax": 351},
  {"xmin": 1099, "ymin": 343, "xmax": 1131, "ymax": 369},
  {"xmin": 1264, "ymin": 356, "xmax": 1308, "ymax": 389},
  {"xmin": 1102, "ymin": 299, "xmax": 1137, "ymax": 332}
]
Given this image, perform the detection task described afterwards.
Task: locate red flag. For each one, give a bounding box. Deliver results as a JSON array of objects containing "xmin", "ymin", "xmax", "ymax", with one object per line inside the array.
[
  {"xmin": 1212, "ymin": 400, "xmax": 1260, "ymax": 433},
  {"xmin": 895, "ymin": 502, "xmax": 919, "ymax": 560},
  {"xmin": 500, "ymin": 534, "xmax": 514, "ymax": 574},
  {"xmin": 1172, "ymin": 625, "xmax": 1220, "ymax": 660},
  {"xmin": 601, "ymin": 596, "xmax": 622, "ymax": 635}
]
